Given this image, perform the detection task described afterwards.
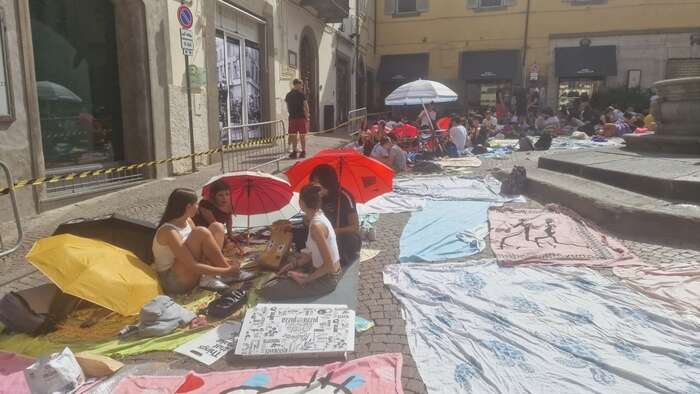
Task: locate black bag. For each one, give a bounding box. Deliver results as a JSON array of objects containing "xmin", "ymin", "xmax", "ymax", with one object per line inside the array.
[
  {"xmin": 534, "ymin": 133, "xmax": 553, "ymax": 151},
  {"xmin": 501, "ymin": 166, "xmax": 527, "ymax": 195},
  {"xmin": 0, "ymin": 283, "xmax": 81, "ymax": 336}
]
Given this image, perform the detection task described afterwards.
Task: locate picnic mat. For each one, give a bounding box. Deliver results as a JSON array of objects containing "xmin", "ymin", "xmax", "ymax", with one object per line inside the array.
[
  {"xmin": 109, "ymin": 353, "xmax": 404, "ymax": 393},
  {"xmin": 0, "ymin": 273, "xmax": 277, "ymax": 359},
  {"xmin": 400, "ymin": 200, "xmax": 495, "ymax": 263},
  {"xmin": 614, "ymin": 262, "xmax": 700, "ymax": 318},
  {"xmin": 435, "ymin": 157, "xmax": 482, "ymax": 168},
  {"xmin": 489, "ymin": 204, "xmax": 644, "ymax": 267},
  {"xmin": 384, "ymin": 260, "xmax": 700, "ymax": 394},
  {"xmin": 0, "ymin": 352, "xmax": 34, "ymax": 394},
  {"xmin": 393, "ymin": 176, "xmax": 523, "ymax": 203}
]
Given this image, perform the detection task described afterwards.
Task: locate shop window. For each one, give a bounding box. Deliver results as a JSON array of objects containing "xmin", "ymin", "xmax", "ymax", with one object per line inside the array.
[
  {"xmin": 29, "ymin": 0, "xmax": 124, "ymax": 169},
  {"xmin": 0, "ymin": 16, "xmax": 13, "ymax": 122}
]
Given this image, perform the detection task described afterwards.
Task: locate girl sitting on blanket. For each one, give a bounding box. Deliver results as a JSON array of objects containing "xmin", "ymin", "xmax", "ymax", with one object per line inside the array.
[
  {"xmin": 152, "ymin": 188, "xmax": 241, "ymax": 295},
  {"xmin": 311, "ymin": 164, "xmax": 362, "ymax": 266},
  {"xmin": 193, "ymin": 179, "xmax": 234, "ymax": 243},
  {"xmin": 260, "ymin": 184, "xmax": 342, "ymax": 300}
]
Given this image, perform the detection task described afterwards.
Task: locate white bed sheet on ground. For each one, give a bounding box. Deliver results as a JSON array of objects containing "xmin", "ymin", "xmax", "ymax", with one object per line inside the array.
[
  {"xmin": 384, "ymin": 260, "xmax": 700, "ymax": 394},
  {"xmin": 393, "ymin": 175, "xmax": 524, "ymax": 203},
  {"xmin": 357, "ymin": 193, "xmax": 427, "ymax": 215}
]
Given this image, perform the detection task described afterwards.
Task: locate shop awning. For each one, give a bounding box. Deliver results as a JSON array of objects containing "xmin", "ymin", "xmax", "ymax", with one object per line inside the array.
[
  {"xmin": 555, "ymin": 45, "xmax": 617, "ymax": 78},
  {"xmin": 378, "ymin": 54, "xmax": 429, "ymax": 82},
  {"xmin": 459, "ymin": 50, "xmax": 520, "ymax": 81}
]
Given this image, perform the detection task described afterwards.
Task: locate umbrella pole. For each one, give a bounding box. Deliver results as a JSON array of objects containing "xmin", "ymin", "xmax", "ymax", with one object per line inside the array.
[
  {"xmin": 246, "ymin": 179, "xmax": 251, "ymax": 245},
  {"xmin": 336, "ymin": 158, "xmax": 343, "ymax": 228},
  {"xmin": 422, "ymin": 102, "xmax": 437, "ymax": 153}
]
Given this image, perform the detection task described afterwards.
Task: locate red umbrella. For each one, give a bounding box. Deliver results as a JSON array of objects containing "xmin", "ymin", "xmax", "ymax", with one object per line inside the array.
[
  {"xmin": 286, "ymin": 149, "xmax": 394, "ymax": 205},
  {"xmin": 393, "ymin": 124, "xmax": 418, "ymax": 138},
  {"xmin": 202, "ymin": 171, "xmax": 298, "ymax": 232},
  {"xmin": 437, "ymin": 116, "xmax": 451, "ymax": 130}
]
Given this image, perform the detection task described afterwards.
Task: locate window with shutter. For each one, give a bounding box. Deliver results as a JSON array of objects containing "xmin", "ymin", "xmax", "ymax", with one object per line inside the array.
[
  {"xmin": 480, "ymin": 0, "xmax": 504, "ymax": 7},
  {"xmin": 397, "ymin": 0, "xmax": 417, "ymax": 13},
  {"xmin": 384, "ymin": 0, "xmax": 396, "ymax": 15}
]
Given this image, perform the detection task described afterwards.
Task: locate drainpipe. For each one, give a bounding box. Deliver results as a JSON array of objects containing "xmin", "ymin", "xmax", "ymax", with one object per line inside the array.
[{"xmin": 521, "ymin": 0, "xmax": 531, "ymax": 87}]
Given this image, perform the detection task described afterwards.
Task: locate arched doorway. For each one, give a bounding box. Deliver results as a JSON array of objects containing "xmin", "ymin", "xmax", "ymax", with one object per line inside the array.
[{"xmin": 299, "ymin": 28, "xmax": 318, "ymax": 132}]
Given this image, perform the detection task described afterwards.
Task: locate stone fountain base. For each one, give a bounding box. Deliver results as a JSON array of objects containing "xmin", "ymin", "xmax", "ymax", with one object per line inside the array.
[{"xmin": 624, "ymin": 77, "xmax": 700, "ymax": 155}]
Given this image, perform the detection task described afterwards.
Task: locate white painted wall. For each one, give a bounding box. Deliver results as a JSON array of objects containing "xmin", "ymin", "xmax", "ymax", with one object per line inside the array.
[{"xmin": 167, "ymin": 0, "xmax": 210, "ymax": 173}]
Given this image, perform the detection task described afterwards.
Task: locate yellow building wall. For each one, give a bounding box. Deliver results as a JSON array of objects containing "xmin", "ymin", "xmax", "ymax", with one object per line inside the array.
[{"xmin": 374, "ymin": 0, "xmax": 700, "ymax": 83}]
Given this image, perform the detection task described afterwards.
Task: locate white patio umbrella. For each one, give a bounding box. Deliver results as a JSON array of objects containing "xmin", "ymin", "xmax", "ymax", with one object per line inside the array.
[{"xmin": 384, "ymin": 79, "xmax": 458, "ymax": 130}]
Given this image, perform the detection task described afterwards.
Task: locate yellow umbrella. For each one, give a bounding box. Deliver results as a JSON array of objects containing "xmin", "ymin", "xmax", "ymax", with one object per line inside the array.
[{"xmin": 26, "ymin": 234, "xmax": 162, "ymax": 316}]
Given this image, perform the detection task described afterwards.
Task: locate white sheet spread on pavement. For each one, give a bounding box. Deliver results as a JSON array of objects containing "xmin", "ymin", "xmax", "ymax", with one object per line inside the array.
[
  {"xmin": 384, "ymin": 260, "xmax": 700, "ymax": 394},
  {"xmin": 393, "ymin": 175, "xmax": 524, "ymax": 203},
  {"xmin": 357, "ymin": 192, "xmax": 427, "ymax": 215}
]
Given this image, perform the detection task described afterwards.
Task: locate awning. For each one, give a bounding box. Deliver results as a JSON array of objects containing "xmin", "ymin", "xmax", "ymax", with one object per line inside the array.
[
  {"xmin": 555, "ymin": 45, "xmax": 617, "ymax": 78},
  {"xmin": 378, "ymin": 53, "xmax": 429, "ymax": 82},
  {"xmin": 460, "ymin": 50, "xmax": 520, "ymax": 81}
]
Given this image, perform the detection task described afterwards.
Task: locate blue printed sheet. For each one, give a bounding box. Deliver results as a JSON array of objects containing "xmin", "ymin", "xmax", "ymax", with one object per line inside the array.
[
  {"xmin": 399, "ymin": 200, "xmax": 495, "ymax": 263},
  {"xmin": 384, "ymin": 260, "xmax": 700, "ymax": 394}
]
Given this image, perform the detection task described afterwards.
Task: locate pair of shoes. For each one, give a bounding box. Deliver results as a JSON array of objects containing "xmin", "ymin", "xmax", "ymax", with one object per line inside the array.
[
  {"xmin": 220, "ymin": 270, "xmax": 257, "ymax": 284},
  {"xmin": 288, "ymin": 151, "xmax": 297, "ymax": 159},
  {"xmin": 299, "ymin": 151, "xmax": 306, "ymax": 158},
  {"xmin": 199, "ymin": 275, "xmax": 228, "ymax": 292},
  {"xmin": 200, "ymin": 289, "xmax": 248, "ymax": 319}
]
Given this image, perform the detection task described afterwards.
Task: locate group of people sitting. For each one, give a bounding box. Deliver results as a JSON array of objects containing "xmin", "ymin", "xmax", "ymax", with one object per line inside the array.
[{"xmin": 151, "ymin": 165, "xmax": 362, "ymax": 300}]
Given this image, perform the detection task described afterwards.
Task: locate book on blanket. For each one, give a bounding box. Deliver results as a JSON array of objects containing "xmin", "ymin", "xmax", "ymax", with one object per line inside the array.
[{"xmin": 234, "ymin": 304, "xmax": 355, "ymax": 359}]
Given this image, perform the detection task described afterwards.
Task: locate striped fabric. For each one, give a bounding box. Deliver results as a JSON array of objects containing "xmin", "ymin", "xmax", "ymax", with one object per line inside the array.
[{"xmin": 384, "ymin": 79, "xmax": 458, "ymax": 106}]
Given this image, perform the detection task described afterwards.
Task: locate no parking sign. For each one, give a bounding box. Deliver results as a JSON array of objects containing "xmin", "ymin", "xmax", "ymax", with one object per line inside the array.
[{"xmin": 177, "ymin": 5, "xmax": 193, "ymax": 29}]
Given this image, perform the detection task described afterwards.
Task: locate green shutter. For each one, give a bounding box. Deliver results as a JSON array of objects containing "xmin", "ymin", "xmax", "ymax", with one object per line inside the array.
[
  {"xmin": 384, "ymin": 0, "xmax": 396, "ymax": 15},
  {"xmin": 417, "ymin": 0, "xmax": 429, "ymax": 12},
  {"xmin": 466, "ymin": 0, "xmax": 479, "ymax": 9}
]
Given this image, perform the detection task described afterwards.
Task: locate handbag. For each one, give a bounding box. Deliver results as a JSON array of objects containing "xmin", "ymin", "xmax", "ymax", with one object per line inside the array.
[{"xmin": 256, "ymin": 220, "xmax": 293, "ymax": 271}]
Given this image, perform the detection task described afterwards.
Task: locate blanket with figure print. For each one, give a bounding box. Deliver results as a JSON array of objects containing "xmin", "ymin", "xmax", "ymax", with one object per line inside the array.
[
  {"xmin": 489, "ymin": 204, "xmax": 644, "ymax": 267},
  {"xmin": 111, "ymin": 353, "xmax": 404, "ymax": 394},
  {"xmin": 383, "ymin": 260, "xmax": 700, "ymax": 394}
]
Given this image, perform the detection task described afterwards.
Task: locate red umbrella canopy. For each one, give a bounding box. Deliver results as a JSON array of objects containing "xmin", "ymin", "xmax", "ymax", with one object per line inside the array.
[
  {"xmin": 285, "ymin": 149, "xmax": 394, "ymax": 204},
  {"xmin": 393, "ymin": 124, "xmax": 418, "ymax": 138},
  {"xmin": 202, "ymin": 171, "xmax": 293, "ymax": 216},
  {"xmin": 437, "ymin": 116, "xmax": 451, "ymax": 130}
]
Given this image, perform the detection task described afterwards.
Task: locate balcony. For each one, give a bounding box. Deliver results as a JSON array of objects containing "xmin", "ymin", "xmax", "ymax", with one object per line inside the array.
[{"xmin": 301, "ymin": 0, "xmax": 349, "ymax": 23}]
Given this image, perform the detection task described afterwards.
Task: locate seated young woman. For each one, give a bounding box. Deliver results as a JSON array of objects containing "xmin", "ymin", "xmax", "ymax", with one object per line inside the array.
[
  {"xmin": 310, "ymin": 164, "xmax": 362, "ymax": 266},
  {"xmin": 193, "ymin": 179, "xmax": 234, "ymax": 242},
  {"xmin": 260, "ymin": 184, "xmax": 341, "ymax": 300},
  {"xmin": 152, "ymin": 188, "xmax": 241, "ymax": 295}
]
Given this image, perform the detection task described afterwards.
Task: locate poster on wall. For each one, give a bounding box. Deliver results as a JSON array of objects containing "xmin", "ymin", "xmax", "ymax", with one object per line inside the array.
[
  {"xmin": 627, "ymin": 69, "xmax": 641, "ymax": 89},
  {"xmin": 234, "ymin": 304, "xmax": 355, "ymax": 359}
]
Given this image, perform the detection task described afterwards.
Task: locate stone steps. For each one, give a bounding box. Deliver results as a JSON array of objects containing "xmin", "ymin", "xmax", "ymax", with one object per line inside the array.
[
  {"xmin": 526, "ymin": 168, "xmax": 700, "ymax": 247},
  {"xmin": 538, "ymin": 149, "xmax": 700, "ymax": 204}
]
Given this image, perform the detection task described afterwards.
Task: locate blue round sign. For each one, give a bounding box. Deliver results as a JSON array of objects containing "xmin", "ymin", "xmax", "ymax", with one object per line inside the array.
[{"xmin": 177, "ymin": 5, "xmax": 193, "ymax": 29}]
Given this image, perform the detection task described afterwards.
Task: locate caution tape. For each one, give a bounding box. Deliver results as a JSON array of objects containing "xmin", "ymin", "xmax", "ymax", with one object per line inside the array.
[{"xmin": 0, "ymin": 111, "xmax": 389, "ymax": 196}]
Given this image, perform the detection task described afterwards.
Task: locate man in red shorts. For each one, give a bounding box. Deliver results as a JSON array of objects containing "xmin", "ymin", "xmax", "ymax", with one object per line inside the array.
[{"xmin": 285, "ymin": 79, "xmax": 310, "ymax": 159}]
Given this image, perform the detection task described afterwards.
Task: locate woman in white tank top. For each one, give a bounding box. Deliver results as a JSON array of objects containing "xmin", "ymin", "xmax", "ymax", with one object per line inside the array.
[
  {"xmin": 152, "ymin": 188, "xmax": 240, "ymax": 295},
  {"xmin": 260, "ymin": 184, "xmax": 341, "ymax": 301}
]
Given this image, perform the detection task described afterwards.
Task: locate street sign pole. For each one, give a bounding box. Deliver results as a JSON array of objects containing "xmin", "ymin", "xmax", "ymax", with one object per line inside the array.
[
  {"xmin": 185, "ymin": 54, "xmax": 196, "ymax": 173},
  {"xmin": 177, "ymin": 5, "xmax": 196, "ymax": 173}
]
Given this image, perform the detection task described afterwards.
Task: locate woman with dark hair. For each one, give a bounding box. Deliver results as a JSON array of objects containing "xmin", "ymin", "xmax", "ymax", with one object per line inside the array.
[
  {"xmin": 310, "ymin": 164, "xmax": 361, "ymax": 266},
  {"xmin": 193, "ymin": 179, "xmax": 234, "ymax": 242},
  {"xmin": 152, "ymin": 188, "xmax": 240, "ymax": 295},
  {"xmin": 260, "ymin": 184, "xmax": 341, "ymax": 300}
]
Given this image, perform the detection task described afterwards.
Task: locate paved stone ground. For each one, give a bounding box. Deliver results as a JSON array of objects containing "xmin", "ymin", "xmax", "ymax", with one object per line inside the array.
[{"xmin": 3, "ymin": 139, "xmax": 700, "ymax": 393}]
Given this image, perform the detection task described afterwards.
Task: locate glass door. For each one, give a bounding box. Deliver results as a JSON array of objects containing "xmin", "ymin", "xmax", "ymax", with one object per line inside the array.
[{"xmin": 216, "ymin": 30, "xmax": 261, "ymax": 143}]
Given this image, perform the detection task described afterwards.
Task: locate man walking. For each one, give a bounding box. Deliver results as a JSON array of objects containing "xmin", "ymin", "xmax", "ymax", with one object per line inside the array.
[{"xmin": 285, "ymin": 79, "xmax": 310, "ymax": 159}]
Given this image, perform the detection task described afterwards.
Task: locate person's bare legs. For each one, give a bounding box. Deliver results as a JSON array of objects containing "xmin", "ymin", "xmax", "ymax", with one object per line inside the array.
[
  {"xmin": 288, "ymin": 133, "xmax": 298, "ymax": 153},
  {"xmin": 208, "ymin": 222, "xmax": 225, "ymax": 251},
  {"xmin": 185, "ymin": 226, "xmax": 231, "ymax": 269},
  {"xmin": 300, "ymin": 133, "xmax": 306, "ymax": 152}
]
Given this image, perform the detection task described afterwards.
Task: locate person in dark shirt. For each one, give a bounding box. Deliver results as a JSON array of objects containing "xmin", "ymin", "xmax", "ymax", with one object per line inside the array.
[
  {"xmin": 310, "ymin": 164, "xmax": 361, "ymax": 267},
  {"xmin": 285, "ymin": 79, "xmax": 310, "ymax": 159},
  {"xmin": 193, "ymin": 179, "xmax": 234, "ymax": 243}
]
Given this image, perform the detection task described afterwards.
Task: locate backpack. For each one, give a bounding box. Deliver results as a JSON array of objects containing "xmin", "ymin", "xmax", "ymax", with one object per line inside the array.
[
  {"xmin": 0, "ymin": 283, "xmax": 81, "ymax": 336},
  {"xmin": 534, "ymin": 133, "xmax": 553, "ymax": 150},
  {"xmin": 501, "ymin": 166, "xmax": 527, "ymax": 195}
]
